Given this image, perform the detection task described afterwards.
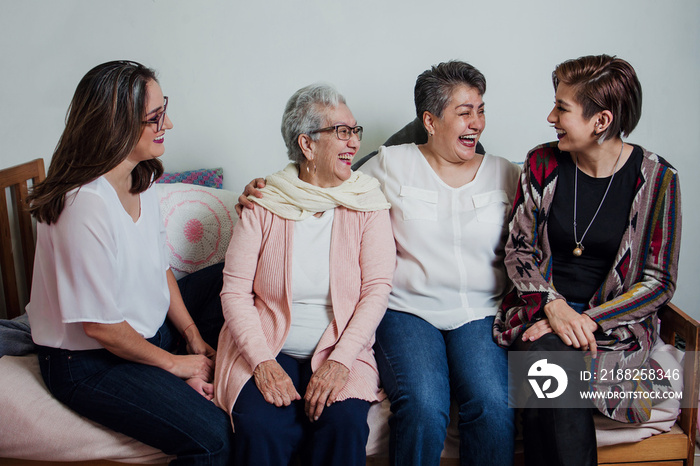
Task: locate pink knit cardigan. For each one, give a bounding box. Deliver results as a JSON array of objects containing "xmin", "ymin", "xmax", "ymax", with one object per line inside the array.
[{"xmin": 213, "ymin": 204, "xmax": 396, "ymax": 425}]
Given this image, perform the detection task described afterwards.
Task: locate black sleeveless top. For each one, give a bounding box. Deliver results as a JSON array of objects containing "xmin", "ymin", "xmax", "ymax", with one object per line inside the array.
[{"xmin": 548, "ymin": 145, "xmax": 643, "ymax": 302}]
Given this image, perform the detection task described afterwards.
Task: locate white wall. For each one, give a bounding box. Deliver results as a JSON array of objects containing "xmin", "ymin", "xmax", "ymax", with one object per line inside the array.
[{"xmin": 2, "ymin": 0, "xmax": 698, "ymax": 320}]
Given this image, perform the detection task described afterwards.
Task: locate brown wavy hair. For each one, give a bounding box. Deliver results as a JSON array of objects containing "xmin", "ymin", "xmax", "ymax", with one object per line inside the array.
[
  {"xmin": 552, "ymin": 54, "xmax": 642, "ymax": 142},
  {"xmin": 28, "ymin": 60, "xmax": 164, "ymax": 224}
]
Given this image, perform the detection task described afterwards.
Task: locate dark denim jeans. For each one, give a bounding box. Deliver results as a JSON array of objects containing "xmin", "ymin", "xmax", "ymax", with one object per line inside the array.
[
  {"xmin": 374, "ymin": 311, "xmax": 514, "ymax": 466},
  {"xmin": 37, "ymin": 321, "xmax": 233, "ymax": 466},
  {"xmin": 231, "ymin": 353, "xmax": 371, "ymax": 466}
]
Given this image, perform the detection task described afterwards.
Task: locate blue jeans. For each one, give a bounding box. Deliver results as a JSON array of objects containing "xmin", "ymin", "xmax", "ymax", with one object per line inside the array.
[
  {"xmin": 38, "ymin": 322, "xmax": 233, "ymax": 466},
  {"xmin": 374, "ymin": 311, "xmax": 514, "ymax": 466},
  {"xmin": 568, "ymin": 301, "xmax": 587, "ymax": 314},
  {"xmin": 231, "ymin": 353, "xmax": 370, "ymax": 466}
]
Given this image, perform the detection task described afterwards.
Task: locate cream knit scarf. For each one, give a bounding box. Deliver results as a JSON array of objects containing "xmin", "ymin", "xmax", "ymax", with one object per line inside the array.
[{"xmin": 249, "ymin": 163, "xmax": 390, "ymax": 220}]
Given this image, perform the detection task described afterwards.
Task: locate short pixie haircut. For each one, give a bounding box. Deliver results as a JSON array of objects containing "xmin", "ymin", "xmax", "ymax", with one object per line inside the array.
[
  {"xmin": 281, "ymin": 83, "xmax": 346, "ymax": 164},
  {"xmin": 553, "ymin": 54, "xmax": 642, "ymax": 142},
  {"xmin": 414, "ymin": 60, "xmax": 487, "ymax": 122}
]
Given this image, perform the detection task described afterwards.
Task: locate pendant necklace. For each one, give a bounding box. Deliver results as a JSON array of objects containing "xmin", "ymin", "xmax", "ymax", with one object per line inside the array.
[{"xmin": 572, "ymin": 141, "xmax": 624, "ymax": 257}]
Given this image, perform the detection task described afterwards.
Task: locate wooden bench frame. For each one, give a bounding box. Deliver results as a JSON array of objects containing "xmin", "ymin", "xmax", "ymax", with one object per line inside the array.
[
  {"xmin": 593, "ymin": 303, "xmax": 699, "ymax": 466},
  {"xmin": 0, "ymin": 158, "xmax": 44, "ymax": 320}
]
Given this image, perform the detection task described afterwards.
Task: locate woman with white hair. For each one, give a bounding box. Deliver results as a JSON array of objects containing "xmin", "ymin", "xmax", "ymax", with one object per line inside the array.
[{"xmin": 213, "ymin": 83, "xmax": 396, "ymax": 466}]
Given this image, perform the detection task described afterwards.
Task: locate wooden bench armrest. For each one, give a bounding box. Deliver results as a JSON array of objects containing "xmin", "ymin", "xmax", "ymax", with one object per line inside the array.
[{"xmin": 658, "ymin": 302, "xmax": 699, "ymax": 464}]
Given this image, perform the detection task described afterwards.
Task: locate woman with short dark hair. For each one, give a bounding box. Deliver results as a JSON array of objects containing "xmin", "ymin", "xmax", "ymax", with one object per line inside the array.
[
  {"xmin": 494, "ymin": 55, "xmax": 682, "ymax": 466},
  {"xmin": 362, "ymin": 60, "xmax": 519, "ymax": 466}
]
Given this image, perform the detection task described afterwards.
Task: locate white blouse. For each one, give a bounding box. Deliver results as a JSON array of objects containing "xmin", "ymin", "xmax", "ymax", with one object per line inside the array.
[
  {"xmin": 27, "ymin": 176, "xmax": 170, "ymax": 350},
  {"xmin": 359, "ymin": 143, "xmax": 520, "ymax": 330}
]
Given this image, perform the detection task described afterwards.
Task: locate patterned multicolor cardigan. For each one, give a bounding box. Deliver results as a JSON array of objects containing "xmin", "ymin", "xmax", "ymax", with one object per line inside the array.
[{"xmin": 493, "ymin": 142, "xmax": 682, "ymax": 422}]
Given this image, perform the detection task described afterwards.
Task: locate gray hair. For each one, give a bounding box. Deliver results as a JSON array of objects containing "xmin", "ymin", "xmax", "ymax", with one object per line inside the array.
[
  {"xmin": 281, "ymin": 83, "xmax": 346, "ymax": 164},
  {"xmin": 414, "ymin": 61, "xmax": 486, "ymax": 122}
]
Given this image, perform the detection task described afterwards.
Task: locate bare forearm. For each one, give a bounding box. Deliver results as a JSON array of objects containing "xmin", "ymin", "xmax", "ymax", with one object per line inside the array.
[
  {"xmin": 83, "ymin": 320, "xmax": 214, "ymax": 380},
  {"xmin": 165, "ymin": 268, "xmax": 213, "ymax": 357},
  {"xmin": 83, "ymin": 321, "xmax": 175, "ymax": 371},
  {"xmin": 166, "ymin": 268, "xmax": 195, "ymax": 334}
]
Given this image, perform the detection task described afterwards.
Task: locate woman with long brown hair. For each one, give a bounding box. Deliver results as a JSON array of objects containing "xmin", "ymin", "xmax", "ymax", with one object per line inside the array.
[{"xmin": 26, "ymin": 60, "xmax": 233, "ymax": 465}]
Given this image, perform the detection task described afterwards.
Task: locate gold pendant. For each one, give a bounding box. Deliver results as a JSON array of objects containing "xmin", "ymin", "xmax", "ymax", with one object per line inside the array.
[{"xmin": 573, "ymin": 244, "xmax": 583, "ymax": 257}]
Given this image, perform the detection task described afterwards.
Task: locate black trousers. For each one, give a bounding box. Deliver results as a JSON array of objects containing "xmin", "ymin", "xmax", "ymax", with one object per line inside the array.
[
  {"xmin": 514, "ymin": 333, "xmax": 598, "ymax": 466},
  {"xmin": 176, "ymin": 262, "xmax": 226, "ymax": 350}
]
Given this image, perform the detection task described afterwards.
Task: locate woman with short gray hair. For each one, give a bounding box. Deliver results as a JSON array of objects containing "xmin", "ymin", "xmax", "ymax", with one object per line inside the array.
[{"xmin": 361, "ymin": 60, "xmax": 518, "ymax": 466}]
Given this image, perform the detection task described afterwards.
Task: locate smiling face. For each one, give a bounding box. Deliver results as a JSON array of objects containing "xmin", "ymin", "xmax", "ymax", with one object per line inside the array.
[
  {"xmin": 129, "ymin": 80, "xmax": 173, "ymax": 164},
  {"xmin": 428, "ymin": 84, "xmax": 485, "ymax": 163},
  {"xmin": 303, "ymin": 103, "xmax": 359, "ymax": 188},
  {"xmin": 547, "ymin": 82, "xmax": 598, "ymax": 154}
]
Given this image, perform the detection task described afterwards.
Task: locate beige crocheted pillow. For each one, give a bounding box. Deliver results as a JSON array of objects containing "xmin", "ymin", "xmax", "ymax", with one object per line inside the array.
[{"xmin": 156, "ymin": 183, "xmax": 236, "ymax": 278}]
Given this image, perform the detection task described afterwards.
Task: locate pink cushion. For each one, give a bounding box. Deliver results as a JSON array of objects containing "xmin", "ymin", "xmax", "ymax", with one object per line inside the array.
[
  {"xmin": 0, "ymin": 354, "xmax": 173, "ymax": 463},
  {"xmin": 157, "ymin": 184, "xmax": 236, "ymax": 277}
]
